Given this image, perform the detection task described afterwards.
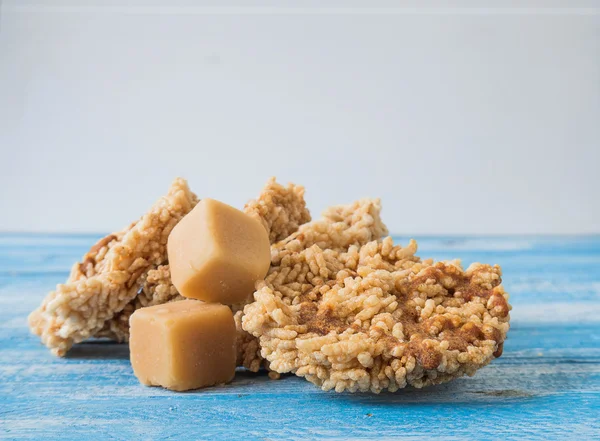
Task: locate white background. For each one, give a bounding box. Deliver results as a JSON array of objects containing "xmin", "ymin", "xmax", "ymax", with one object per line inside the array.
[{"xmin": 1, "ymin": 1, "xmax": 599, "ymax": 234}]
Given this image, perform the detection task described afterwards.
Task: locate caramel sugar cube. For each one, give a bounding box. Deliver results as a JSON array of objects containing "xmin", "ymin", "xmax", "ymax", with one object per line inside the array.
[
  {"xmin": 129, "ymin": 300, "xmax": 236, "ymax": 391},
  {"xmin": 167, "ymin": 198, "xmax": 271, "ymax": 304}
]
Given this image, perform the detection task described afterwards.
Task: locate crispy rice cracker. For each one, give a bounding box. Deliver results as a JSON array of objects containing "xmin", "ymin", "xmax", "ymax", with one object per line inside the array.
[
  {"xmin": 236, "ymin": 198, "xmax": 389, "ymax": 371},
  {"xmin": 242, "ymin": 237, "xmax": 511, "ymax": 393},
  {"xmin": 244, "ymin": 177, "xmax": 311, "ymax": 244},
  {"xmin": 28, "ymin": 179, "xmax": 198, "ymax": 356}
]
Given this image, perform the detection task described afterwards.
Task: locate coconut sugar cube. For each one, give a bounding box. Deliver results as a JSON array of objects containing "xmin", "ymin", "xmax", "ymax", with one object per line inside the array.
[
  {"xmin": 167, "ymin": 198, "xmax": 271, "ymax": 304},
  {"xmin": 129, "ymin": 300, "xmax": 236, "ymax": 391}
]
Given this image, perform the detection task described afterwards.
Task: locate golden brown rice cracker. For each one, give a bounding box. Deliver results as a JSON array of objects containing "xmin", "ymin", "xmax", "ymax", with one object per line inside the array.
[
  {"xmin": 212, "ymin": 177, "xmax": 311, "ymax": 371},
  {"xmin": 96, "ymin": 265, "xmax": 184, "ymax": 342},
  {"xmin": 237, "ymin": 201, "xmax": 390, "ymax": 372},
  {"xmin": 242, "ymin": 238, "xmax": 511, "ymax": 393},
  {"xmin": 243, "ymin": 177, "xmax": 311, "ymax": 244},
  {"xmin": 270, "ymin": 198, "xmax": 389, "ymax": 266},
  {"xmin": 28, "ymin": 178, "xmax": 198, "ymax": 356}
]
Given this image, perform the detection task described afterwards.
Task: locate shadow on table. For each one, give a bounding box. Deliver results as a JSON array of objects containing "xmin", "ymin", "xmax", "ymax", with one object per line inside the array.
[
  {"xmin": 66, "ymin": 340, "xmax": 130, "ymax": 360},
  {"xmin": 64, "ymin": 346, "xmax": 537, "ymax": 404},
  {"xmin": 229, "ymin": 370, "xmax": 536, "ymax": 404},
  {"xmin": 318, "ymin": 379, "xmax": 536, "ymax": 405}
]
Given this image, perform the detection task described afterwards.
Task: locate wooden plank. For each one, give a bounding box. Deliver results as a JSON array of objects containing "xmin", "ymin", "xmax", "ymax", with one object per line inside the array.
[{"xmin": 0, "ymin": 234, "xmax": 599, "ymax": 440}]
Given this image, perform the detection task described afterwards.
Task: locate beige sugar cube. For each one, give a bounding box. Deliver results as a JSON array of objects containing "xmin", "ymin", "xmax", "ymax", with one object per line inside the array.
[
  {"xmin": 167, "ymin": 198, "xmax": 271, "ymax": 304},
  {"xmin": 129, "ymin": 300, "xmax": 236, "ymax": 391}
]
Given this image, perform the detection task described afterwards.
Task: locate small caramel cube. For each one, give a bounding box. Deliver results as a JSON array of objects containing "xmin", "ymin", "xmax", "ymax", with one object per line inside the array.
[
  {"xmin": 167, "ymin": 198, "xmax": 271, "ymax": 304},
  {"xmin": 129, "ymin": 300, "xmax": 236, "ymax": 391}
]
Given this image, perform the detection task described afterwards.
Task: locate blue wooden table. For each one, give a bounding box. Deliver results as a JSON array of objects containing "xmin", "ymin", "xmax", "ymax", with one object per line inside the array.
[{"xmin": 1, "ymin": 233, "xmax": 599, "ymax": 440}]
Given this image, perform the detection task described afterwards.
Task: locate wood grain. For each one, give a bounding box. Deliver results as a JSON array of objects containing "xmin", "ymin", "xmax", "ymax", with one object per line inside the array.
[{"xmin": 1, "ymin": 234, "xmax": 599, "ymax": 440}]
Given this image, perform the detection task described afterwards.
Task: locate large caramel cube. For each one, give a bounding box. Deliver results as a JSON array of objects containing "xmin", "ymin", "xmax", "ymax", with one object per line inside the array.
[
  {"xmin": 129, "ymin": 300, "xmax": 236, "ymax": 391},
  {"xmin": 167, "ymin": 198, "xmax": 271, "ymax": 304}
]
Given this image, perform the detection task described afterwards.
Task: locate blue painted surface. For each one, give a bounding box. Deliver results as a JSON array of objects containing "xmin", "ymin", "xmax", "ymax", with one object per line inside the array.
[{"xmin": 0, "ymin": 233, "xmax": 599, "ymax": 440}]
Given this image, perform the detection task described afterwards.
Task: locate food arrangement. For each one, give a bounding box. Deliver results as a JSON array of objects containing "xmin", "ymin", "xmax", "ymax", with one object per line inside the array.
[{"xmin": 29, "ymin": 178, "xmax": 511, "ymax": 393}]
